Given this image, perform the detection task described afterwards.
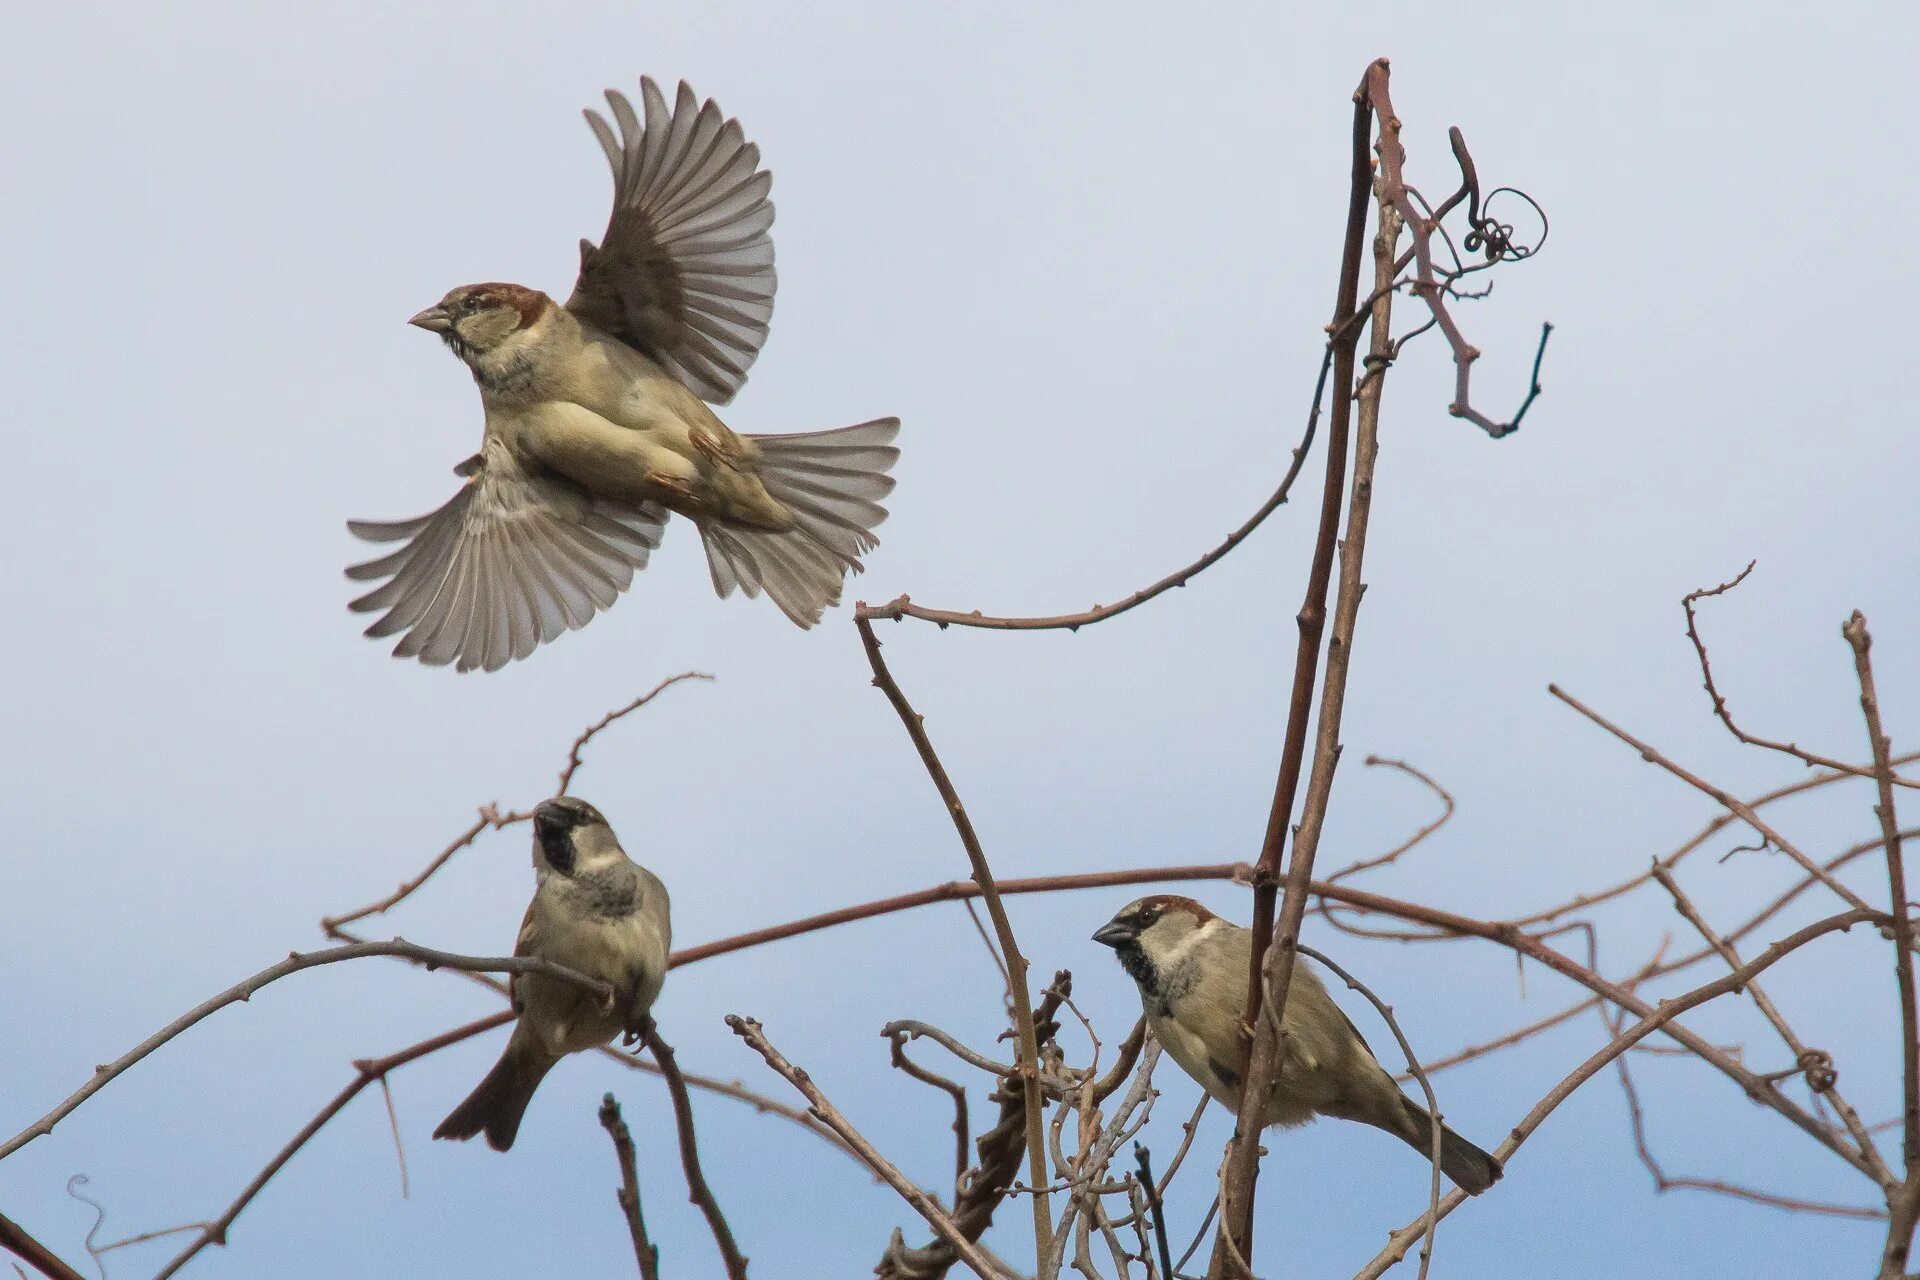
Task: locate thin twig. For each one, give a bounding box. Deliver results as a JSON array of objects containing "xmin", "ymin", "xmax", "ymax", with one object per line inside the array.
[
  {"xmin": 888, "ymin": 1028, "xmax": 973, "ymax": 1196},
  {"xmin": 1608, "ymin": 1025, "xmax": 1882, "ymax": 1219},
  {"xmin": 1326, "ymin": 756, "xmax": 1456, "ymax": 883},
  {"xmin": 558, "ymin": 672, "xmax": 713, "ymax": 794},
  {"xmin": 598, "ymin": 1094, "xmax": 663, "ymax": 1280},
  {"xmin": 1549, "ymin": 684, "xmax": 1874, "ymax": 913},
  {"xmin": 1684, "ymin": 569, "xmax": 1916, "ymax": 788},
  {"xmin": 854, "ymin": 346, "xmax": 1332, "ymax": 633},
  {"xmin": 642, "ymin": 1022, "xmax": 749, "ymax": 1280},
  {"xmin": 1135, "ymin": 1147, "xmax": 1175, "ymax": 1280},
  {"xmin": 0, "ymin": 940, "xmax": 612, "ymax": 1162},
  {"xmin": 1650, "ymin": 861, "xmax": 1888, "ymax": 1184},
  {"xmin": 854, "ymin": 615, "xmax": 1053, "ymax": 1258},
  {"xmin": 730, "ymin": 1016, "xmax": 997, "ymax": 1280}
]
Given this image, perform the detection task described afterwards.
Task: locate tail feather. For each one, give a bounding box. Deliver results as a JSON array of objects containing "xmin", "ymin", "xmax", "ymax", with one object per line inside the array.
[
  {"xmin": 433, "ymin": 1037, "xmax": 556, "ymax": 1153},
  {"xmin": 1396, "ymin": 1097, "xmax": 1502, "ymax": 1195},
  {"xmin": 703, "ymin": 417, "xmax": 900, "ymax": 628}
]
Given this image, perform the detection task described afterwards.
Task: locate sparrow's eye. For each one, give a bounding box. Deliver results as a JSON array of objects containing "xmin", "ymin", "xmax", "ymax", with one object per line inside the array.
[{"xmin": 461, "ymin": 296, "xmax": 482, "ymax": 313}]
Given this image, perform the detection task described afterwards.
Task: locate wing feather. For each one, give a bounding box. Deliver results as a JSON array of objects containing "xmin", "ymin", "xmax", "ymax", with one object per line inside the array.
[
  {"xmin": 345, "ymin": 453, "xmax": 668, "ymax": 672},
  {"xmin": 567, "ymin": 77, "xmax": 776, "ymax": 406}
]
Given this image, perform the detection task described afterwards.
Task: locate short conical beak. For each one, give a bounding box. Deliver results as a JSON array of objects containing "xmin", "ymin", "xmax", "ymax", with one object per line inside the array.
[
  {"xmin": 1091, "ymin": 921, "xmax": 1134, "ymax": 949},
  {"xmin": 408, "ymin": 304, "xmax": 453, "ymax": 333}
]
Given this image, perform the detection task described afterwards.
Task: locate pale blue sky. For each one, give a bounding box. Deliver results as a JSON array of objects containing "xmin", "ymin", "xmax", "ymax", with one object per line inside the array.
[{"xmin": 4, "ymin": 4, "xmax": 1918, "ymax": 1277}]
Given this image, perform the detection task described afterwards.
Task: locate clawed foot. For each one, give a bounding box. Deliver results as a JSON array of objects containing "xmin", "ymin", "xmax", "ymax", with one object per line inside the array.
[{"xmin": 620, "ymin": 1012, "xmax": 656, "ymax": 1049}]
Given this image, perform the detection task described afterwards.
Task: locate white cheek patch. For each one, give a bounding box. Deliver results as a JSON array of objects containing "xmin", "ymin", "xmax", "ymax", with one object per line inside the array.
[{"xmin": 1158, "ymin": 918, "xmax": 1223, "ymax": 973}]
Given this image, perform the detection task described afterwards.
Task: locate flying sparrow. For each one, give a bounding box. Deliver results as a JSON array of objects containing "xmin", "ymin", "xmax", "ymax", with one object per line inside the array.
[
  {"xmin": 435, "ymin": 797, "xmax": 670, "ymax": 1151},
  {"xmin": 1094, "ymin": 895, "xmax": 1501, "ymax": 1194},
  {"xmin": 348, "ymin": 77, "xmax": 900, "ymax": 670}
]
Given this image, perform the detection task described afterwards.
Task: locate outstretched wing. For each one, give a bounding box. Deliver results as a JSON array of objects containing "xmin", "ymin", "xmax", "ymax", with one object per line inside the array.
[
  {"xmin": 567, "ymin": 77, "xmax": 776, "ymax": 405},
  {"xmin": 345, "ymin": 451, "xmax": 668, "ymax": 673}
]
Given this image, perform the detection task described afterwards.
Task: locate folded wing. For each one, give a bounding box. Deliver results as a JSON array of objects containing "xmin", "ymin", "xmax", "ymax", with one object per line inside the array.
[
  {"xmin": 568, "ymin": 77, "xmax": 776, "ymax": 405},
  {"xmin": 346, "ymin": 454, "xmax": 668, "ymax": 673}
]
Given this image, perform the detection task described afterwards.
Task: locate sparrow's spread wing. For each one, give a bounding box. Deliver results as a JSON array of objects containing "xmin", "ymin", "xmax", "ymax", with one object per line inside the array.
[
  {"xmin": 345, "ymin": 452, "xmax": 667, "ymax": 673},
  {"xmin": 567, "ymin": 77, "xmax": 775, "ymax": 405}
]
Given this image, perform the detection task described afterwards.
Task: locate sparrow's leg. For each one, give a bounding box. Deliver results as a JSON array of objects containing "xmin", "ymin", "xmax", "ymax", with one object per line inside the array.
[{"xmin": 621, "ymin": 1008, "xmax": 656, "ymax": 1048}]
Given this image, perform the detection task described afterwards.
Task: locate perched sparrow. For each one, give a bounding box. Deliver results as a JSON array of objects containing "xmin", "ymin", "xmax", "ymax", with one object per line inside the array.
[
  {"xmin": 1093, "ymin": 895, "xmax": 1501, "ymax": 1195},
  {"xmin": 348, "ymin": 77, "xmax": 901, "ymax": 670},
  {"xmin": 435, "ymin": 797, "xmax": 670, "ymax": 1151}
]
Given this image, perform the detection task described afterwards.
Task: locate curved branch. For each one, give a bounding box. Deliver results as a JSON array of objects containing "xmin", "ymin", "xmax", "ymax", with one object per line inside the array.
[{"xmin": 0, "ymin": 941, "xmax": 611, "ymax": 1163}]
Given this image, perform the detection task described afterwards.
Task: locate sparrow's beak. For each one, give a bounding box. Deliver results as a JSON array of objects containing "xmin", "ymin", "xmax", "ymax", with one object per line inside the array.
[
  {"xmin": 408, "ymin": 304, "xmax": 453, "ymax": 333},
  {"xmin": 531, "ymin": 799, "xmax": 567, "ymax": 832},
  {"xmin": 1091, "ymin": 921, "xmax": 1135, "ymax": 949}
]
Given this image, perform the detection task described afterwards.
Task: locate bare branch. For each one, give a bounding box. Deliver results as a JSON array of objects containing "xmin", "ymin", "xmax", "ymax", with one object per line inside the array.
[
  {"xmin": 1683, "ymin": 569, "xmax": 1917, "ymax": 788},
  {"xmin": 150, "ymin": 1013, "xmax": 513, "ymax": 1278},
  {"xmin": 853, "ymin": 345, "xmax": 1332, "ymax": 634},
  {"xmin": 1549, "ymin": 684, "xmax": 1875, "ymax": 914},
  {"xmin": 1219, "ymin": 96, "xmax": 1399, "ymax": 1276},
  {"xmin": 641, "ymin": 1022, "xmax": 749, "ymax": 1280},
  {"xmin": 0, "ymin": 1213, "xmax": 85, "ymax": 1280},
  {"xmin": 558, "ymin": 671, "xmax": 714, "ymax": 795},
  {"xmin": 0, "ymin": 941, "xmax": 612, "ymax": 1163},
  {"xmin": 598, "ymin": 1094, "xmax": 662, "ymax": 1280},
  {"xmin": 854, "ymin": 615, "xmax": 1053, "ymax": 1256},
  {"xmin": 1651, "ymin": 861, "xmax": 1890, "ymax": 1184},
  {"xmin": 1354, "ymin": 908, "xmax": 1886, "ymax": 1279},
  {"xmin": 730, "ymin": 1016, "xmax": 998, "ymax": 1280},
  {"xmin": 1326, "ymin": 756, "xmax": 1457, "ymax": 884}
]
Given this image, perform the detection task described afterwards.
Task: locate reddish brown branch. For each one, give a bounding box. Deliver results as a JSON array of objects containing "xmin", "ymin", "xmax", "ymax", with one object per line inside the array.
[
  {"xmin": 1609, "ymin": 1031, "xmax": 1883, "ymax": 1219},
  {"xmin": 641, "ymin": 1023, "xmax": 749, "ymax": 1280},
  {"xmin": 1651, "ymin": 861, "xmax": 1889, "ymax": 1182},
  {"xmin": 671, "ymin": 863, "xmax": 1250, "ymax": 968},
  {"xmin": 1219, "ymin": 72, "xmax": 1389, "ymax": 1275}
]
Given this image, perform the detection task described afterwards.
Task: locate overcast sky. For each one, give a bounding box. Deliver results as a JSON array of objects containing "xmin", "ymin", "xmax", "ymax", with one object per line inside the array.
[{"xmin": 5, "ymin": 4, "xmax": 1919, "ymax": 1277}]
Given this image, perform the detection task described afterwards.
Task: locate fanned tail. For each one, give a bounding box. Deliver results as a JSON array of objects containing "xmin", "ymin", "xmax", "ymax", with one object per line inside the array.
[{"xmin": 702, "ymin": 417, "xmax": 900, "ymax": 627}]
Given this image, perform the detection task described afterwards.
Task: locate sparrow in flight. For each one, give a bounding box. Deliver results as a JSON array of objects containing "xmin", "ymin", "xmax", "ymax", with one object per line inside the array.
[{"xmin": 347, "ymin": 78, "xmax": 900, "ymax": 670}]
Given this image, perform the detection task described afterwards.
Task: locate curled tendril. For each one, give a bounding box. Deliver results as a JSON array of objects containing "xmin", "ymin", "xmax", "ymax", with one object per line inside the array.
[{"xmin": 1465, "ymin": 185, "xmax": 1549, "ymax": 262}]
